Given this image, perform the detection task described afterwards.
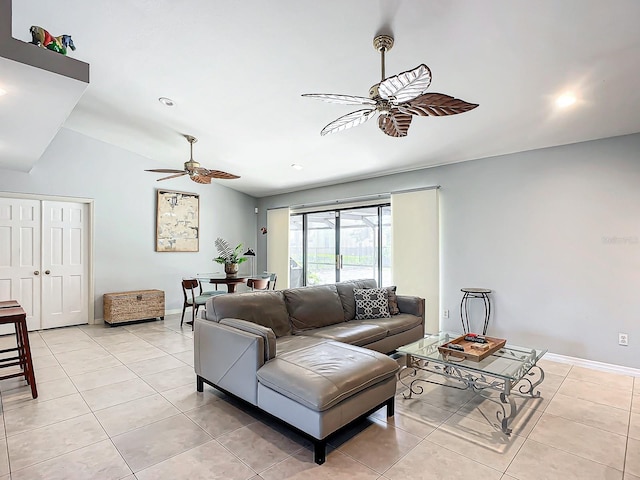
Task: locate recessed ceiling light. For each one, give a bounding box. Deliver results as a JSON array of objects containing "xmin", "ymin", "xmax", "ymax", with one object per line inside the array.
[
  {"xmin": 556, "ymin": 93, "xmax": 576, "ymax": 108},
  {"xmin": 0, "ymin": 88, "xmax": 7, "ymax": 96},
  {"xmin": 291, "ymin": 164, "xmax": 303, "ymax": 170},
  {"xmin": 158, "ymin": 97, "xmax": 174, "ymax": 106}
]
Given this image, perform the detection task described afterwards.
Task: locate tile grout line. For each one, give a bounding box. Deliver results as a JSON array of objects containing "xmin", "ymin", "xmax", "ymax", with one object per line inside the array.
[{"xmin": 7, "ymin": 437, "xmax": 119, "ymax": 477}]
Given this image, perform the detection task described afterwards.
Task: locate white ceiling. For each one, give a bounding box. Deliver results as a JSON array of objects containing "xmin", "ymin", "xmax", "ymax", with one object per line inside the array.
[{"xmin": 5, "ymin": 0, "xmax": 640, "ymax": 197}]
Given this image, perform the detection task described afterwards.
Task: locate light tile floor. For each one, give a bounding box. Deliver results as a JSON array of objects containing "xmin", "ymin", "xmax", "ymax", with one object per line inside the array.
[{"xmin": 0, "ymin": 314, "xmax": 638, "ymax": 479}]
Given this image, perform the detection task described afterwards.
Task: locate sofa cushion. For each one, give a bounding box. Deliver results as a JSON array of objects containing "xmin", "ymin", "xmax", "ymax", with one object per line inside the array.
[
  {"xmin": 256, "ymin": 340, "xmax": 399, "ymax": 411},
  {"xmin": 276, "ymin": 335, "xmax": 329, "ymax": 356},
  {"xmin": 283, "ymin": 285, "xmax": 345, "ymax": 332},
  {"xmin": 304, "ymin": 323, "xmax": 387, "ymax": 346},
  {"xmin": 354, "ymin": 288, "xmax": 390, "ymax": 320},
  {"xmin": 207, "ymin": 291, "xmax": 292, "ymax": 337},
  {"xmin": 350, "ymin": 313, "xmax": 423, "ymax": 337},
  {"xmin": 335, "ymin": 279, "xmax": 378, "ymax": 321}
]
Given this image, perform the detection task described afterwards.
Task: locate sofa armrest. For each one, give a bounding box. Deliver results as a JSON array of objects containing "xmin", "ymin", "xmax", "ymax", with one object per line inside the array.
[
  {"xmin": 194, "ymin": 318, "xmax": 265, "ymax": 405},
  {"xmin": 219, "ymin": 318, "xmax": 276, "ymax": 362},
  {"xmin": 201, "ymin": 296, "xmax": 220, "ymax": 321},
  {"xmin": 396, "ymin": 295, "xmax": 425, "ymax": 320}
]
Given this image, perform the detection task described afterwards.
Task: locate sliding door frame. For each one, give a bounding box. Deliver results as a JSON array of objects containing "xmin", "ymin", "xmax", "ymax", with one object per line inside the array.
[{"xmin": 294, "ymin": 203, "xmax": 390, "ymax": 287}]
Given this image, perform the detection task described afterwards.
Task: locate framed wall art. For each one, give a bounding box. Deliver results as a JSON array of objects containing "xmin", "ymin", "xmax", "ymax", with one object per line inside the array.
[{"xmin": 156, "ymin": 189, "xmax": 200, "ymax": 252}]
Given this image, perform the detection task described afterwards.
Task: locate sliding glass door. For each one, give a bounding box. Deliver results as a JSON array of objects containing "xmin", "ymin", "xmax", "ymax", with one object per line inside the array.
[
  {"xmin": 339, "ymin": 207, "xmax": 379, "ymax": 282},
  {"xmin": 289, "ymin": 204, "xmax": 391, "ymax": 287},
  {"xmin": 306, "ymin": 211, "xmax": 337, "ymax": 285}
]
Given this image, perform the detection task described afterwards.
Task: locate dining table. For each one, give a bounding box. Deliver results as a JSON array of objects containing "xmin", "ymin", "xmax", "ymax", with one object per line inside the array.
[{"xmin": 196, "ymin": 274, "xmax": 250, "ymax": 293}]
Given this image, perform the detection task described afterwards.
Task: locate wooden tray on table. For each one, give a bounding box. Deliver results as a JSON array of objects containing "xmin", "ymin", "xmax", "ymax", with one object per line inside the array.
[{"xmin": 438, "ymin": 334, "xmax": 506, "ymax": 361}]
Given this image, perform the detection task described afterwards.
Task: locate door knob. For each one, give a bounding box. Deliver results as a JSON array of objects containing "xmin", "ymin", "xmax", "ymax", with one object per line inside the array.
[
  {"xmin": 34, "ymin": 271, "xmax": 40, "ymax": 275},
  {"xmin": 44, "ymin": 270, "xmax": 51, "ymax": 275}
]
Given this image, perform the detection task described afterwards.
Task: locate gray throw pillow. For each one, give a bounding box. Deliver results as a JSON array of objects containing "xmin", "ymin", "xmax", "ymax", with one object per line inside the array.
[
  {"xmin": 354, "ymin": 288, "xmax": 390, "ymax": 320},
  {"xmin": 385, "ymin": 286, "xmax": 400, "ymax": 315}
]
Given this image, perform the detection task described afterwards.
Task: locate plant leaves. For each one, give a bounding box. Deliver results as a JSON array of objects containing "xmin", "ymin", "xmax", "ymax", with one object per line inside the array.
[
  {"xmin": 214, "ymin": 238, "xmax": 248, "ymax": 263},
  {"xmin": 215, "ymin": 237, "xmax": 233, "ymax": 258}
]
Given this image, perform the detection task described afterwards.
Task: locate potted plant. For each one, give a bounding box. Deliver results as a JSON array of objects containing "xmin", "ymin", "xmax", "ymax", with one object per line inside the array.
[{"xmin": 214, "ymin": 237, "xmax": 248, "ymax": 276}]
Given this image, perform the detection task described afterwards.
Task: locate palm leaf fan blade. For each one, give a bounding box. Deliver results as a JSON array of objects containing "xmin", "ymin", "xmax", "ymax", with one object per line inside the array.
[
  {"xmin": 190, "ymin": 175, "xmax": 211, "ymax": 184},
  {"xmin": 194, "ymin": 167, "xmax": 240, "ymax": 180},
  {"xmin": 205, "ymin": 170, "xmax": 240, "ymax": 180},
  {"xmin": 302, "ymin": 93, "xmax": 376, "ymax": 106},
  {"xmin": 157, "ymin": 172, "xmax": 188, "ymax": 181},
  {"xmin": 378, "ymin": 64, "xmax": 432, "ymax": 103},
  {"xmin": 320, "ymin": 108, "xmax": 377, "ymax": 136},
  {"xmin": 398, "ymin": 93, "xmax": 479, "ymax": 116},
  {"xmin": 378, "ymin": 111, "xmax": 412, "ymax": 137}
]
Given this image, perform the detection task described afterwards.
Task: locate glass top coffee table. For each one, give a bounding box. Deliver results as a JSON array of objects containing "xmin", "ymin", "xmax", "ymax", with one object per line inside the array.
[{"xmin": 397, "ymin": 332, "xmax": 547, "ymax": 435}]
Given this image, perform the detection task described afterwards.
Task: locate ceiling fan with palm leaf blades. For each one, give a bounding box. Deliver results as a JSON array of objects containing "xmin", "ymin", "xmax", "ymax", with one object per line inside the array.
[
  {"xmin": 303, "ymin": 34, "xmax": 479, "ymax": 137},
  {"xmin": 146, "ymin": 135, "xmax": 239, "ymax": 184}
]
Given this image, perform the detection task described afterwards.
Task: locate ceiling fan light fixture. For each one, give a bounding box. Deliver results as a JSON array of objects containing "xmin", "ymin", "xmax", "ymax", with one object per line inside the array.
[
  {"xmin": 303, "ymin": 34, "xmax": 478, "ymax": 137},
  {"xmin": 145, "ymin": 134, "xmax": 240, "ymax": 182}
]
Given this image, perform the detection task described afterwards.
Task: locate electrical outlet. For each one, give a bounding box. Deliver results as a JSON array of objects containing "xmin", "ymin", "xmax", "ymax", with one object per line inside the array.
[
  {"xmin": 443, "ymin": 309, "xmax": 449, "ymax": 318},
  {"xmin": 619, "ymin": 333, "xmax": 629, "ymax": 346}
]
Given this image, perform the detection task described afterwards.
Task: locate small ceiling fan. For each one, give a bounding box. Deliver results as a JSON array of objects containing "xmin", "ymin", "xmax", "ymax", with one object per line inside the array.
[
  {"xmin": 303, "ymin": 34, "xmax": 478, "ymax": 137},
  {"xmin": 145, "ymin": 135, "xmax": 239, "ymax": 184}
]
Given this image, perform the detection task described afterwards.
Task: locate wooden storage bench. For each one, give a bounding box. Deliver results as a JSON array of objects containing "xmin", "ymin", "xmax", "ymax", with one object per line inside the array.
[{"xmin": 103, "ymin": 289, "xmax": 165, "ymax": 325}]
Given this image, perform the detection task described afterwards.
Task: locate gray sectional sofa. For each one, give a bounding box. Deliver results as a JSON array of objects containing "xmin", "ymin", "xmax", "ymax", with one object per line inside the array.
[{"xmin": 194, "ymin": 279, "xmax": 425, "ymax": 464}]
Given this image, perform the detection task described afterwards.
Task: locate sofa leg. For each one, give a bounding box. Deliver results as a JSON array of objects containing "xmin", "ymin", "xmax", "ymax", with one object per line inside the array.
[
  {"xmin": 386, "ymin": 396, "xmax": 395, "ymax": 417},
  {"xmin": 313, "ymin": 440, "xmax": 326, "ymax": 465},
  {"xmin": 197, "ymin": 375, "xmax": 204, "ymax": 392}
]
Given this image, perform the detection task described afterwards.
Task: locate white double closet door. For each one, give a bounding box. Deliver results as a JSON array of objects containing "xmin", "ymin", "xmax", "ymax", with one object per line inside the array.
[{"xmin": 0, "ymin": 197, "xmax": 90, "ymax": 332}]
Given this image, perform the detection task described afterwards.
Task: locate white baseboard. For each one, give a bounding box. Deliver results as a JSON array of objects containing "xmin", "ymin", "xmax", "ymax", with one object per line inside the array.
[{"xmin": 545, "ymin": 352, "xmax": 640, "ymax": 378}]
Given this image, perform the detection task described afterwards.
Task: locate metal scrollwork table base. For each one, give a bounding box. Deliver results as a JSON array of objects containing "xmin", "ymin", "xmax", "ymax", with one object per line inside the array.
[{"xmin": 397, "ymin": 333, "xmax": 546, "ymax": 435}]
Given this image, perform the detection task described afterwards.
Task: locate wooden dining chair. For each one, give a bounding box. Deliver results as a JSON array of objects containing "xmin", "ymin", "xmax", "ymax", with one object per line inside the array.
[
  {"xmin": 247, "ymin": 278, "xmax": 270, "ymax": 290},
  {"xmin": 267, "ymin": 273, "xmax": 277, "ymax": 290},
  {"xmin": 259, "ymin": 272, "xmax": 278, "ymax": 290},
  {"xmin": 181, "ymin": 279, "xmax": 210, "ymax": 327}
]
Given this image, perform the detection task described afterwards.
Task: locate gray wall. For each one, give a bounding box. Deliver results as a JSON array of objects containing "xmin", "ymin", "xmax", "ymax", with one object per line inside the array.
[
  {"xmin": 0, "ymin": 128, "xmax": 258, "ymax": 318},
  {"xmin": 258, "ymin": 133, "xmax": 640, "ymax": 368}
]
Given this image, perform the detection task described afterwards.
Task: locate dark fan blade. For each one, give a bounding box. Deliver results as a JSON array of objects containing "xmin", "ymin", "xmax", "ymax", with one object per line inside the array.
[
  {"xmin": 320, "ymin": 108, "xmax": 377, "ymax": 136},
  {"xmin": 397, "ymin": 93, "xmax": 479, "ymax": 116},
  {"xmin": 190, "ymin": 174, "xmax": 212, "ymax": 184},
  {"xmin": 156, "ymin": 172, "xmax": 188, "ymax": 181},
  {"xmin": 194, "ymin": 167, "xmax": 240, "ymax": 180},
  {"xmin": 302, "ymin": 93, "xmax": 376, "ymax": 106},
  {"xmin": 378, "ymin": 110, "xmax": 413, "ymax": 137},
  {"xmin": 378, "ymin": 64, "xmax": 432, "ymax": 103},
  {"xmin": 145, "ymin": 169, "xmax": 185, "ymax": 173}
]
